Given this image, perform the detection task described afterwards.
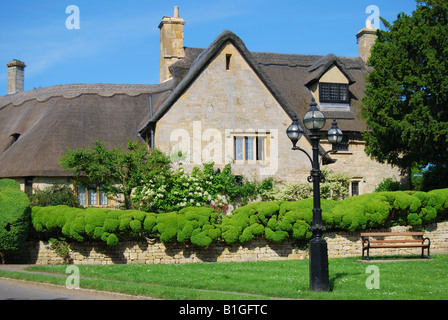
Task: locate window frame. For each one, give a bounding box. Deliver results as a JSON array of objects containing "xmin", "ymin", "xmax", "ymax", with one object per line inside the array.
[
  {"xmin": 76, "ymin": 184, "xmax": 108, "ymax": 207},
  {"xmin": 319, "ymin": 82, "xmax": 350, "ymax": 104},
  {"xmin": 350, "ymin": 178, "xmax": 364, "ymax": 197},
  {"xmin": 225, "ymin": 54, "xmax": 232, "ymax": 70},
  {"xmin": 232, "ymin": 133, "xmax": 268, "ymax": 163}
]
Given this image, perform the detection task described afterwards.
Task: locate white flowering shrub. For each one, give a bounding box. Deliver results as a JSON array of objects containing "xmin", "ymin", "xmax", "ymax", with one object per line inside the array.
[
  {"xmin": 264, "ymin": 182, "xmax": 312, "ymax": 201},
  {"xmin": 263, "ymin": 168, "xmax": 350, "ymax": 202},
  {"xmin": 132, "ymin": 163, "xmax": 231, "ymax": 213}
]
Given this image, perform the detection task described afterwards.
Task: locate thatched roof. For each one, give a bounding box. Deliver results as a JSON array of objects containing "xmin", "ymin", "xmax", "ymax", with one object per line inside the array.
[{"xmin": 0, "ymin": 83, "xmax": 173, "ymax": 178}]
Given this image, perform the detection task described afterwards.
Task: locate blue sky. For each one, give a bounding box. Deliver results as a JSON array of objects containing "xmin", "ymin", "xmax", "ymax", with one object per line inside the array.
[{"xmin": 0, "ymin": 0, "xmax": 417, "ymax": 94}]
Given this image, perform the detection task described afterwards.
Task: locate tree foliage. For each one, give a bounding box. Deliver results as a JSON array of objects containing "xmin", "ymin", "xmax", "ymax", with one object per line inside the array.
[
  {"xmin": 362, "ymin": 0, "xmax": 448, "ymax": 182},
  {"xmin": 0, "ymin": 179, "xmax": 31, "ymax": 262},
  {"xmin": 60, "ymin": 140, "xmax": 171, "ymax": 209}
]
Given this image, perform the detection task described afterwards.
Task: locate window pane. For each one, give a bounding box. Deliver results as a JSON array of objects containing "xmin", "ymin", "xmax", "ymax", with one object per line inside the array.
[
  {"xmin": 257, "ymin": 137, "xmax": 265, "ymax": 161},
  {"xmin": 88, "ymin": 185, "xmax": 97, "ymax": 206},
  {"xmin": 234, "ymin": 137, "xmax": 243, "ymax": 160},
  {"xmin": 330, "ymin": 84, "xmax": 339, "ymax": 100},
  {"xmin": 77, "ymin": 186, "xmax": 86, "ymax": 206},
  {"xmin": 352, "ymin": 182, "xmax": 359, "ymax": 196},
  {"xmin": 320, "ymin": 83, "xmax": 330, "ymax": 101},
  {"xmin": 245, "ymin": 137, "xmax": 254, "ymax": 161},
  {"xmin": 99, "ymin": 186, "xmax": 108, "ymax": 205},
  {"xmin": 339, "ymin": 85, "xmax": 348, "ymax": 101}
]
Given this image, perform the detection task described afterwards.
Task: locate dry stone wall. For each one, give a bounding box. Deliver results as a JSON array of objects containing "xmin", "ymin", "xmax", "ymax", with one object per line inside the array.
[{"xmin": 9, "ymin": 222, "xmax": 448, "ymax": 265}]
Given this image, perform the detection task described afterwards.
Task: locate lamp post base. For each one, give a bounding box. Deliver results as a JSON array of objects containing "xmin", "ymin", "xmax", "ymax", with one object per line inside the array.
[{"xmin": 309, "ymin": 235, "xmax": 330, "ymax": 292}]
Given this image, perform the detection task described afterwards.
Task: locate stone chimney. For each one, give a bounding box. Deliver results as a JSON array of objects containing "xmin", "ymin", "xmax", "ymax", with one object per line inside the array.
[
  {"xmin": 356, "ymin": 20, "xmax": 378, "ymax": 63},
  {"xmin": 158, "ymin": 6, "xmax": 186, "ymax": 83},
  {"xmin": 7, "ymin": 59, "xmax": 26, "ymax": 94}
]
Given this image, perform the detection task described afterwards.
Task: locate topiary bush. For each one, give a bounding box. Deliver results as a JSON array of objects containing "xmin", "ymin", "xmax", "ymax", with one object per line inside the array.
[
  {"xmin": 28, "ymin": 188, "xmax": 448, "ymax": 248},
  {"xmin": 0, "ymin": 179, "xmax": 31, "ymax": 262},
  {"xmin": 31, "ymin": 205, "xmax": 153, "ymax": 248}
]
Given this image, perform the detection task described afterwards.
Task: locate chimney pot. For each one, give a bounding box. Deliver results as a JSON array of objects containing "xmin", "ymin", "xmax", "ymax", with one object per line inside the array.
[
  {"xmin": 356, "ymin": 26, "xmax": 377, "ymax": 63},
  {"xmin": 158, "ymin": 7, "xmax": 186, "ymax": 83},
  {"xmin": 7, "ymin": 59, "xmax": 26, "ymax": 94}
]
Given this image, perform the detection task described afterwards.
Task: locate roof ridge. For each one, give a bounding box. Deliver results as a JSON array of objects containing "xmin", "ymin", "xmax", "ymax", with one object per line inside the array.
[{"xmin": 0, "ymin": 82, "xmax": 174, "ymax": 107}]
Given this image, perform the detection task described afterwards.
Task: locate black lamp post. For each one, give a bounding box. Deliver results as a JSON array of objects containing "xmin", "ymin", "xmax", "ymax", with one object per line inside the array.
[{"xmin": 286, "ymin": 99, "xmax": 343, "ymax": 292}]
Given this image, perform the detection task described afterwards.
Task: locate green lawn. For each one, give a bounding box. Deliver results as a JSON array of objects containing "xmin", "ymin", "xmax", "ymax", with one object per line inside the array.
[{"xmin": 1, "ymin": 255, "xmax": 447, "ymax": 300}]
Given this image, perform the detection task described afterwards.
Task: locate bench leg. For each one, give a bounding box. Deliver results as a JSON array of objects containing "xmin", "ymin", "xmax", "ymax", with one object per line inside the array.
[
  {"xmin": 362, "ymin": 247, "xmax": 370, "ymax": 260},
  {"xmin": 362, "ymin": 238, "xmax": 370, "ymax": 260},
  {"xmin": 421, "ymin": 238, "xmax": 431, "ymax": 259},
  {"xmin": 420, "ymin": 247, "xmax": 430, "ymax": 259}
]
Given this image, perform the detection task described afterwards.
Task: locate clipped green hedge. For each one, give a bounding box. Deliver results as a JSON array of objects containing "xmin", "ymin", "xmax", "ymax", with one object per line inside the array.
[
  {"xmin": 0, "ymin": 179, "xmax": 31, "ymax": 255},
  {"xmin": 32, "ymin": 206, "xmax": 157, "ymax": 248},
  {"xmin": 30, "ymin": 188, "xmax": 448, "ymax": 248}
]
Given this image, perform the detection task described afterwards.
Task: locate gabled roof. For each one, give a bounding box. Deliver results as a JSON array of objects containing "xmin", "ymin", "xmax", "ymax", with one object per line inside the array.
[
  {"xmin": 305, "ymin": 53, "xmax": 357, "ymax": 86},
  {"xmin": 139, "ymin": 30, "xmax": 299, "ymax": 132}
]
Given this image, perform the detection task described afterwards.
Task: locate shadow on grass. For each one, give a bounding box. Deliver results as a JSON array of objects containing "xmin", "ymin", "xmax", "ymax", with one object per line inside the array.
[
  {"xmin": 329, "ymin": 272, "xmax": 350, "ymax": 291},
  {"xmin": 358, "ymin": 254, "xmax": 433, "ymax": 262}
]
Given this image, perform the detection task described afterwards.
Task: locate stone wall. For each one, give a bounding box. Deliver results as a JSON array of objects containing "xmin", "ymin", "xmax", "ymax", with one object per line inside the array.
[{"xmin": 8, "ymin": 222, "xmax": 448, "ymax": 265}]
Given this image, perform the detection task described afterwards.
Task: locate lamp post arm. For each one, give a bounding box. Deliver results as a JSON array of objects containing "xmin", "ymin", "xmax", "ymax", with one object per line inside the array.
[
  {"xmin": 293, "ymin": 145, "xmax": 338, "ymax": 168},
  {"xmin": 292, "ymin": 146, "xmax": 313, "ymax": 167}
]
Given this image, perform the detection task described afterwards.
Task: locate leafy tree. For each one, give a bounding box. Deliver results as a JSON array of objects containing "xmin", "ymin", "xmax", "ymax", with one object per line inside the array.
[
  {"xmin": 361, "ymin": 0, "xmax": 448, "ymax": 188},
  {"xmin": 60, "ymin": 140, "xmax": 171, "ymax": 209}
]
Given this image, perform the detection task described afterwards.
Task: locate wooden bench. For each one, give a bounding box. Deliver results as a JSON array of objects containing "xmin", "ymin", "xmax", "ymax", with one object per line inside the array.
[{"xmin": 361, "ymin": 232, "xmax": 430, "ymax": 260}]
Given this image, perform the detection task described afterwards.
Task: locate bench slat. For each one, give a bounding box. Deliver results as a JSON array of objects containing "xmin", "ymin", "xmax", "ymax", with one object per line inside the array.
[
  {"xmin": 361, "ymin": 232, "xmax": 424, "ymax": 237},
  {"xmin": 364, "ymin": 239, "xmax": 424, "ymax": 244},
  {"xmin": 366, "ymin": 244, "xmax": 429, "ymax": 249}
]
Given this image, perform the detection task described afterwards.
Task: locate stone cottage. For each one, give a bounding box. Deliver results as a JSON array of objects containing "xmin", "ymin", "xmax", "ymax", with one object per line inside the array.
[{"xmin": 0, "ymin": 7, "xmax": 402, "ymax": 206}]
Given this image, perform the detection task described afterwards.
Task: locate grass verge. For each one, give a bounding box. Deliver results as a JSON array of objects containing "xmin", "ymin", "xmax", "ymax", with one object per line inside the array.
[{"xmin": 1, "ymin": 254, "xmax": 447, "ymax": 300}]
